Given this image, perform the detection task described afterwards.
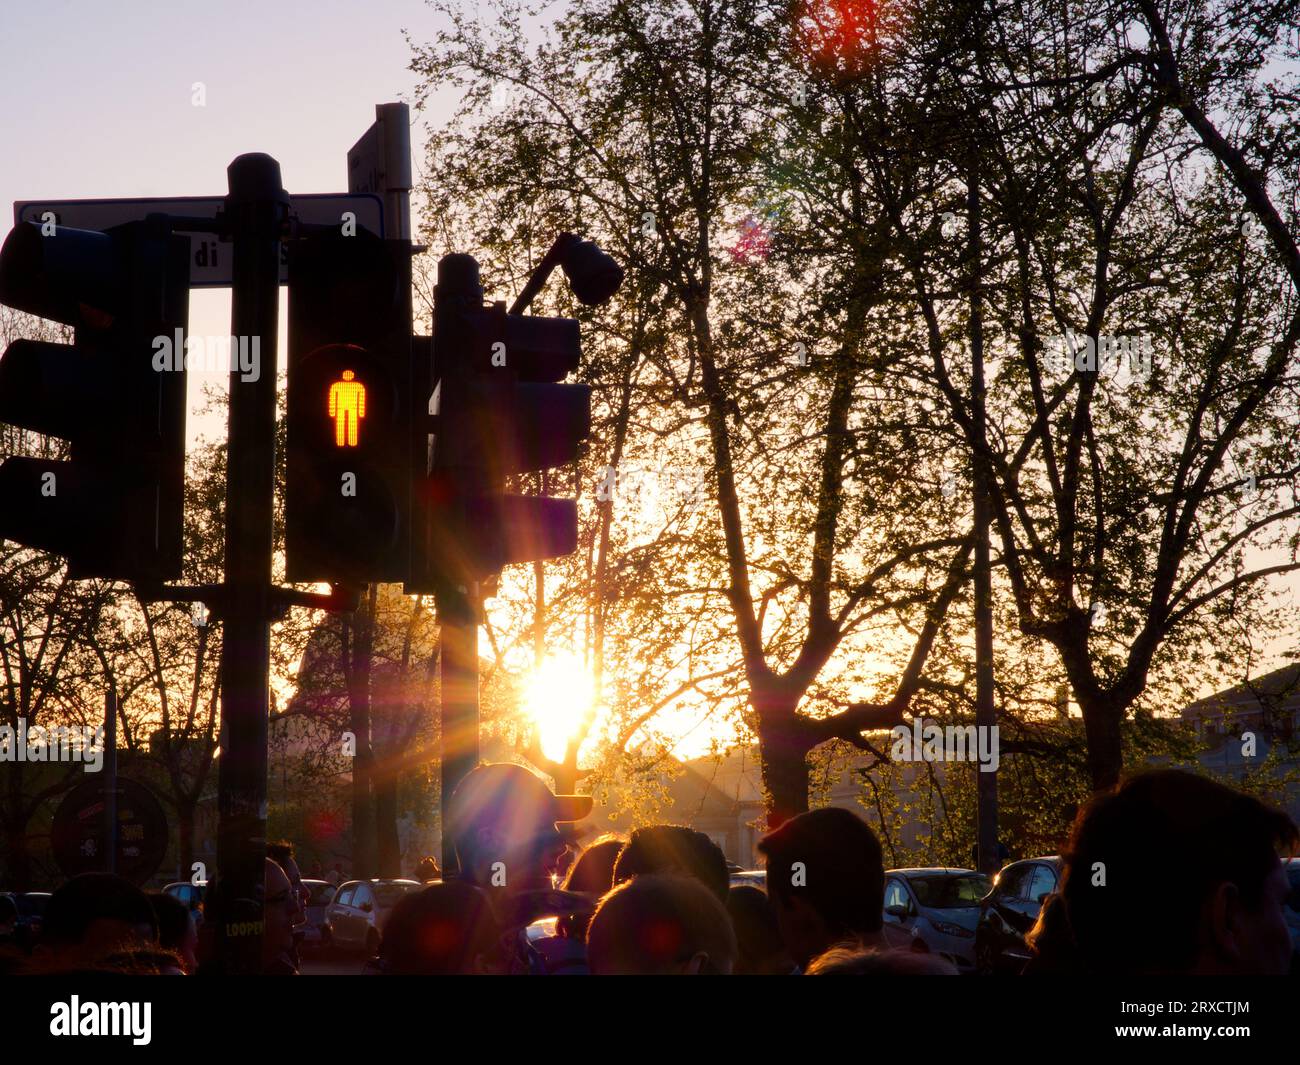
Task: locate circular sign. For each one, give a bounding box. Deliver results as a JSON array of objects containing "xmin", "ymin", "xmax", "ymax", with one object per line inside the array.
[{"xmin": 51, "ymin": 776, "xmax": 169, "ymax": 885}]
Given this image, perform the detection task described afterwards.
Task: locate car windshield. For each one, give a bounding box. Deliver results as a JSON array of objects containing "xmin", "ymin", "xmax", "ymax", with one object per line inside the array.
[
  {"xmin": 909, "ymin": 875, "xmax": 992, "ymax": 909},
  {"xmin": 374, "ymin": 883, "xmax": 420, "ymax": 906},
  {"xmin": 308, "ymin": 883, "xmax": 335, "ymax": 906},
  {"xmin": 16, "ymin": 895, "xmax": 49, "ymax": 917}
]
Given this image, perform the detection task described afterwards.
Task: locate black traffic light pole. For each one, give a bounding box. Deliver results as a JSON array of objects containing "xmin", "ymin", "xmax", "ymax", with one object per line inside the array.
[
  {"xmin": 433, "ymin": 254, "xmax": 483, "ymax": 874},
  {"xmin": 215, "ymin": 154, "xmax": 289, "ymax": 974}
]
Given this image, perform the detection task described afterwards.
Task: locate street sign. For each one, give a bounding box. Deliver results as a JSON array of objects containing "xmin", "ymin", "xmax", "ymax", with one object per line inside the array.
[
  {"xmin": 348, "ymin": 102, "xmax": 412, "ymax": 241},
  {"xmin": 13, "ymin": 193, "xmax": 384, "ymax": 286},
  {"xmin": 51, "ymin": 776, "xmax": 169, "ymax": 885}
]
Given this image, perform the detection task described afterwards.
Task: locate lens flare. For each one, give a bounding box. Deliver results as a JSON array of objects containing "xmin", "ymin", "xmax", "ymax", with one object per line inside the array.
[{"xmin": 522, "ymin": 654, "xmax": 594, "ymax": 764}]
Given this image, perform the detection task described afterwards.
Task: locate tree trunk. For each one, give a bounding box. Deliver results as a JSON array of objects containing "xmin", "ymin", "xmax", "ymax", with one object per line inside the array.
[
  {"xmin": 1080, "ymin": 698, "xmax": 1124, "ymax": 793},
  {"xmin": 755, "ymin": 703, "xmax": 813, "ymax": 830},
  {"xmin": 178, "ymin": 799, "xmax": 196, "ymax": 881},
  {"xmin": 4, "ymin": 820, "xmax": 31, "ymax": 892},
  {"xmin": 373, "ymin": 769, "xmax": 401, "ymax": 878}
]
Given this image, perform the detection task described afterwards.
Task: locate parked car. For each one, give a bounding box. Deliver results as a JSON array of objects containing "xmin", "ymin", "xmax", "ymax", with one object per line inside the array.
[
  {"xmin": 728, "ymin": 869, "xmax": 766, "ymax": 891},
  {"xmin": 299, "ymin": 879, "xmax": 335, "ymax": 951},
  {"xmin": 1284, "ymin": 857, "xmax": 1300, "ymax": 973},
  {"xmin": 324, "ymin": 879, "xmax": 422, "ymax": 956},
  {"xmin": 881, "ymin": 868, "xmax": 992, "ymax": 972},
  {"xmin": 1, "ymin": 891, "xmax": 51, "ymax": 950},
  {"xmin": 162, "ymin": 881, "xmax": 207, "ymax": 929},
  {"xmin": 974, "ymin": 856, "xmax": 1060, "ymax": 974}
]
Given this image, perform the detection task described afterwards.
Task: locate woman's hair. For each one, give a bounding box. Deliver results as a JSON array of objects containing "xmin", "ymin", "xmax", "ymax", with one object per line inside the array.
[{"xmin": 557, "ymin": 834, "xmax": 626, "ymax": 941}]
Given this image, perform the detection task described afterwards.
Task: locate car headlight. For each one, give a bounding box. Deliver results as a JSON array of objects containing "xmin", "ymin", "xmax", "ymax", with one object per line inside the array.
[{"xmin": 932, "ymin": 920, "xmax": 974, "ymax": 938}]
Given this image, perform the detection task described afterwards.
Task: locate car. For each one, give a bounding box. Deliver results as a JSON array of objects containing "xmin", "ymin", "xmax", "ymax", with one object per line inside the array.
[
  {"xmin": 323, "ymin": 878, "xmax": 422, "ymax": 956},
  {"xmin": 728, "ymin": 869, "xmax": 766, "ymax": 891},
  {"xmin": 1, "ymin": 891, "xmax": 51, "ymax": 950},
  {"xmin": 974, "ymin": 856, "xmax": 1060, "ymax": 974},
  {"xmin": 298, "ymin": 879, "xmax": 336, "ymax": 951},
  {"xmin": 162, "ymin": 881, "xmax": 207, "ymax": 929},
  {"xmin": 881, "ymin": 868, "xmax": 992, "ymax": 972},
  {"xmin": 1284, "ymin": 857, "xmax": 1300, "ymax": 973}
]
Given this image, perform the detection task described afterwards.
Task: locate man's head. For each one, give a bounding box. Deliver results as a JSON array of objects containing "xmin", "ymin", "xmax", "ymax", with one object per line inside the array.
[
  {"xmin": 39, "ymin": 873, "xmax": 157, "ymax": 965},
  {"xmin": 727, "ymin": 884, "xmax": 793, "ymax": 975},
  {"xmin": 805, "ymin": 945, "xmax": 958, "ymax": 975},
  {"xmin": 263, "ymin": 857, "xmax": 303, "ymax": 970},
  {"xmin": 380, "ymin": 881, "xmax": 500, "ymax": 974},
  {"xmin": 268, "ymin": 840, "xmax": 307, "ymax": 923},
  {"xmin": 757, "ymin": 807, "xmax": 885, "ymax": 968},
  {"xmin": 612, "ymin": 825, "xmax": 729, "ymax": 904},
  {"xmin": 149, "ymin": 892, "xmax": 198, "ymax": 973},
  {"xmin": 1049, "ymin": 768, "xmax": 1297, "ymax": 975},
  {"xmin": 448, "ymin": 762, "xmax": 592, "ymax": 898},
  {"xmin": 587, "ymin": 874, "xmax": 738, "ymax": 975}
]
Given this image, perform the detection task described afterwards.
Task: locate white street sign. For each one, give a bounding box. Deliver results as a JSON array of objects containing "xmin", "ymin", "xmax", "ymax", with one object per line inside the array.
[{"xmin": 13, "ymin": 193, "xmax": 385, "ymax": 287}]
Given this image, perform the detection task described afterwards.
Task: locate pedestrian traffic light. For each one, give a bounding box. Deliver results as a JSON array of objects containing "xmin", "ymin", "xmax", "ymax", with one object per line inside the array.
[
  {"xmin": 0, "ymin": 218, "xmax": 190, "ymax": 580},
  {"xmin": 409, "ymin": 246, "xmax": 616, "ymax": 596},
  {"xmin": 284, "ymin": 233, "xmax": 413, "ymax": 583}
]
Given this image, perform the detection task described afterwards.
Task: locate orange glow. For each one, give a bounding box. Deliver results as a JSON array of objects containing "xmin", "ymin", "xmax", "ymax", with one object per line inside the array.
[
  {"xmin": 328, "ymin": 369, "xmax": 366, "ymax": 447},
  {"xmin": 794, "ymin": 0, "xmax": 879, "ymax": 81}
]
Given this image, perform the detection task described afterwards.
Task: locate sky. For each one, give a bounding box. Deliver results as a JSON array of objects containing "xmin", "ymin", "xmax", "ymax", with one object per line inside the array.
[
  {"xmin": 0, "ymin": 2, "xmax": 1295, "ymax": 758},
  {"xmin": 0, "ymin": 0, "xmax": 455, "ymax": 441}
]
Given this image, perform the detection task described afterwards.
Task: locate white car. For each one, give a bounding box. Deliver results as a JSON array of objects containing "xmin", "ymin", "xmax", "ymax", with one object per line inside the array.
[{"xmin": 324, "ymin": 879, "xmax": 422, "ymax": 956}]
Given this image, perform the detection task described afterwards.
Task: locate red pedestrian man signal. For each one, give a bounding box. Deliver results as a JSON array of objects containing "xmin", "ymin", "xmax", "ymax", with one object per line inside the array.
[{"xmin": 328, "ymin": 369, "xmax": 366, "ymax": 447}]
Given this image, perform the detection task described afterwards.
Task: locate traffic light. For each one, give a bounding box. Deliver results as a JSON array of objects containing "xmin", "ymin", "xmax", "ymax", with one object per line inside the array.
[
  {"xmin": 409, "ymin": 250, "xmax": 608, "ymax": 595},
  {"xmin": 0, "ymin": 218, "xmax": 190, "ymax": 580},
  {"xmin": 284, "ymin": 233, "xmax": 413, "ymax": 583}
]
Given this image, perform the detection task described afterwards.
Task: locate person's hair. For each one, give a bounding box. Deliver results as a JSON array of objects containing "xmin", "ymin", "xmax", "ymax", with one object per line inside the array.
[
  {"xmin": 414, "ymin": 856, "xmax": 441, "ymax": 881},
  {"xmin": 756, "ymin": 807, "xmax": 884, "ymax": 938},
  {"xmin": 0, "ymin": 895, "xmax": 18, "ymax": 925},
  {"xmin": 587, "ymin": 874, "xmax": 738, "ymax": 975},
  {"xmin": 266, "ymin": 840, "xmax": 295, "ymax": 866},
  {"xmin": 1040, "ymin": 768, "xmax": 1299, "ymax": 975},
  {"xmin": 805, "ymin": 945, "xmax": 957, "ymax": 975},
  {"xmin": 379, "ymin": 882, "xmax": 499, "ymax": 975},
  {"xmin": 565, "ymin": 835, "xmax": 625, "ymax": 894},
  {"xmin": 100, "ymin": 948, "xmax": 187, "ymax": 975},
  {"xmin": 41, "ymin": 873, "xmax": 158, "ymax": 948},
  {"xmin": 558, "ymin": 835, "xmax": 625, "ymax": 941},
  {"xmin": 613, "ymin": 826, "xmax": 729, "ymax": 904},
  {"xmin": 148, "ymin": 892, "xmax": 192, "ymax": 953},
  {"xmin": 725, "ymin": 885, "xmax": 787, "ymax": 974}
]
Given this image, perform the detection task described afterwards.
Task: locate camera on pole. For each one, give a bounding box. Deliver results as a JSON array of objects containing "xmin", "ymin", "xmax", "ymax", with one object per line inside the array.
[{"xmin": 409, "ymin": 233, "xmax": 623, "ymax": 600}]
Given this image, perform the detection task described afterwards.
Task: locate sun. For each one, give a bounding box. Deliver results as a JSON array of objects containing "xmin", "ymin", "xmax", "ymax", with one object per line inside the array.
[{"xmin": 522, "ymin": 653, "xmax": 595, "ymax": 764}]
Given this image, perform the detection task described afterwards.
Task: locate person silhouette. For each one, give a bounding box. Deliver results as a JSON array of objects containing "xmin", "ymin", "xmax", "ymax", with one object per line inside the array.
[{"xmin": 328, "ymin": 369, "xmax": 366, "ymax": 447}]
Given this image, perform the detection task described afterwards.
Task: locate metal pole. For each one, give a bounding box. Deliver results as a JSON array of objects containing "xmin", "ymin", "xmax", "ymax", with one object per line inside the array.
[
  {"xmin": 216, "ymin": 153, "xmax": 287, "ymax": 974},
  {"xmin": 433, "ymin": 253, "xmax": 483, "ymax": 873},
  {"xmin": 967, "ymin": 165, "xmax": 999, "ymax": 876},
  {"xmin": 103, "ymin": 687, "xmax": 117, "ymax": 876},
  {"xmin": 438, "ymin": 603, "xmax": 479, "ymax": 873}
]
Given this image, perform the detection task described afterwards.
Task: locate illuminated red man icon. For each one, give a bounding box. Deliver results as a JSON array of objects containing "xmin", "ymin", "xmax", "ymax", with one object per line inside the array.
[{"xmin": 328, "ymin": 369, "xmax": 366, "ymax": 447}]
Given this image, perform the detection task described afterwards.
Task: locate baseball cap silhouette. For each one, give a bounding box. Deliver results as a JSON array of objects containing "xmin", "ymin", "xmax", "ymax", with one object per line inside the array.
[{"xmin": 448, "ymin": 763, "xmax": 592, "ymax": 848}]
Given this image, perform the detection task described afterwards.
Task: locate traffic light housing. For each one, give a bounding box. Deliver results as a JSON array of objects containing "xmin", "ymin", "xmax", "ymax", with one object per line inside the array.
[
  {"xmin": 409, "ymin": 253, "xmax": 595, "ymax": 596},
  {"xmin": 284, "ymin": 234, "xmax": 413, "ymax": 583},
  {"xmin": 0, "ymin": 219, "xmax": 190, "ymax": 580}
]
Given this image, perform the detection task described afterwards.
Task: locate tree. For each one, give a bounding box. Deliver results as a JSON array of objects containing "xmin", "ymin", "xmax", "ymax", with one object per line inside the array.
[{"xmin": 410, "ymin": 0, "xmax": 977, "ymax": 826}]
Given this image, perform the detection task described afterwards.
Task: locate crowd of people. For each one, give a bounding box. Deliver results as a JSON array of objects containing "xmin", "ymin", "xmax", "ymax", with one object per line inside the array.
[{"xmin": 0, "ymin": 763, "xmax": 1295, "ymax": 976}]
